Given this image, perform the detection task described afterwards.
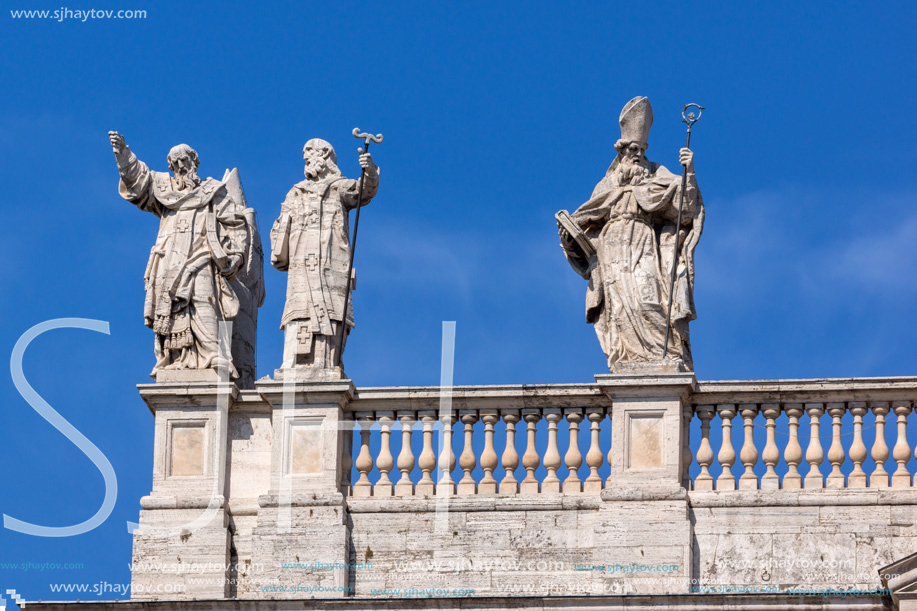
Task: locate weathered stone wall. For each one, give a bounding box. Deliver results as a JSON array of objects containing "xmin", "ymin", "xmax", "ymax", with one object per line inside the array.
[
  {"xmin": 348, "ymin": 505, "xmax": 603, "ymax": 597},
  {"xmin": 128, "ymin": 378, "xmax": 917, "ymax": 606},
  {"xmin": 692, "ymin": 492, "xmax": 917, "ymax": 591}
]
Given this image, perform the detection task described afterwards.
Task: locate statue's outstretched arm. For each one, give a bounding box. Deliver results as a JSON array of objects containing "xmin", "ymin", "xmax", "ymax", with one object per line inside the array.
[
  {"xmin": 342, "ymin": 151, "xmax": 380, "ymax": 209},
  {"xmin": 109, "ymin": 131, "xmax": 159, "ymax": 215}
]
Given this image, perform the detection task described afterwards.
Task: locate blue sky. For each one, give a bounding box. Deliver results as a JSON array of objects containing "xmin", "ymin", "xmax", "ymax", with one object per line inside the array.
[{"xmin": 1, "ymin": 0, "xmax": 916, "ymax": 601}]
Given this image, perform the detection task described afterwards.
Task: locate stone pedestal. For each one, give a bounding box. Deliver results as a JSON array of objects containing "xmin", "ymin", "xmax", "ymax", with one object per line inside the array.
[
  {"xmin": 593, "ymin": 371, "xmax": 696, "ymax": 594},
  {"xmin": 249, "ymin": 377, "xmax": 355, "ymax": 598},
  {"xmin": 131, "ymin": 375, "xmax": 238, "ymax": 599},
  {"xmin": 597, "ymin": 371, "xmax": 695, "ymax": 492}
]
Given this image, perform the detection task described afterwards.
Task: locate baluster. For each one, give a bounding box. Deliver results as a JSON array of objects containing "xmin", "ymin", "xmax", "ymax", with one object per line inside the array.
[
  {"xmin": 761, "ymin": 404, "xmax": 781, "ymax": 490},
  {"xmin": 395, "ymin": 411, "xmax": 416, "ymax": 496},
  {"xmin": 342, "ymin": 416, "xmax": 354, "ymax": 495},
  {"xmin": 457, "ymin": 411, "xmax": 479, "ymax": 495},
  {"xmin": 892, "ymin": 401, "xmax": 913, "ymax": 488},
  {"xmin": 542, "ymin": 409, "xmax": 562, "ymax": 493},
  {"xmin": 563, "ymin": 409, "xmax": 584, "ymax": 493},
  {"xmin": 416, "ymin": 411, "xmax": 436, "ymax": 495},
  {"xmin": 374, "ymin": 412, "xmax": 395, "ymax": 496},
  {"xmin": 693, "ymin": 406, "xmax": 715, "ymax": 491},
  {"xmin": 870, "ymin": 402, "xmax": 890, "ymax": 488},
  {"xmin": 913, "ymin": 403, "xmax": 917, "ymax": 478},
  {"xmin": 716, "ymin": 405, "xmax": 737, "ymax": 491},
  {"xmin": 606, "ymin": 408, "xmax": 615, "ymax": 489},
  {"xmin": 738, "ymin": 405, "xmax": 759, "ymax": 490},
  {"xmin": 520, "ymin": 409, "xmax": 542, "ymax": 494},
  {"xmin": 478, "ymin": 411, "xmax": 499, "ymax": 494},
  {"xmin": 683, "ymin": 404, "xmax": 694, "ymax": 489},
  {"xmin": 782, "ymin": 404, "xmax": 804, "ymax": 489},
  {"xmin": 847, "ymin": 402, "xmax": 868, "ymax": 488},
  {"xmin": 438, "ymin": 411, "xmax": 456, "ymax": 495},
  {"xmin": 804, "ymin": 403, "xmax": 825, "ymax": 489},
  {"xmin": 584, "ymin": 407, "xmax": 605, "ymax": 492},
  {"xmin": 912, "ymin": 402, "xmax": 917, "ymax": 483},
  {"xmin": 499, "ymin": 410, "xmax": 521, "ymax": 494},
  {"xmin": 826, "ymin": 403, "xmax": 846, "ymax": 488},
  {"xmin": 353, "ymin": 413, "xmax": 375, "ymax": 497}
]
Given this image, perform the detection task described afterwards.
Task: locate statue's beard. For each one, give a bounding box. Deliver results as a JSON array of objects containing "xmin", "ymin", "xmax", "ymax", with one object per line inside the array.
[
  {"xmin": 174, "ymin": 168, "xmax": 199, "ymax": 190},
  {"xmin": 616, "ymin": 156, "xmax": 649, "ymax": 185},
  {"xmin": 304, "ymin": 158, "xmax": 326, "ymax": 180}
]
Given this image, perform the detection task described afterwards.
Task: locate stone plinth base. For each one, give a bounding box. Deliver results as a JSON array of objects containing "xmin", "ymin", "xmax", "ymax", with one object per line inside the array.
[
  {"xmin": 130, "ymin": 506, "xmax": 231, "ymax": 600},
  {"xmin": 273, "ymin": 366, "xmax": 345, "ymax": 382},
  {"xmin": 154, "ymin": 369, "xmax": 223, "ymax": 384},
  {"xmin": 592, "ymin": 499, "xmax": 693, "ymax": 594},
  {"xmin": 610, "ymin": 359, "xmax": 689, "ymax": 374},
  {"xmin": 251, "ymin": 495, "xmax": 351, "ymax": 598}
]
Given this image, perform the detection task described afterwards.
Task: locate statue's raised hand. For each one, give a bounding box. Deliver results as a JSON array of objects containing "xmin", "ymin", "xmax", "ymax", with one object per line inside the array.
[
  {"xmin": 679, "ymin": 147, "xmax": 694, "ymax": 172},
  {"xmin": 358, "ymin": 148, "xmax": 377, "ymax": 175},
  {"xmin": 109, "ymin": 131, "xmax": 126, "ymax": 155}
]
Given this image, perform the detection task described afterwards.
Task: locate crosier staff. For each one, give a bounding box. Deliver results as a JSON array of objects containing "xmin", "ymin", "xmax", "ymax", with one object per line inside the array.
[
  {"xmin": 335, "ymin": 127, "xmax": 383, "ymax": 368},
  {"xmin": 662, "ymin": 103, "xmax": 704, "ymax": 360}
]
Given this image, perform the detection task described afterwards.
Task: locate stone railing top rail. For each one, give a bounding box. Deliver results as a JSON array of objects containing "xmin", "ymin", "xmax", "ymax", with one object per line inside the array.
[
  {"xmin": 148, "ymin": 376, "xmax": 917, "ymax": 414},
  {"xmin": 347, "ymin": 383, "xmax": 608, "ymax": 412},
  {"xmin": 691, "ymin": 376, "xmax": 917, "ymax": 405},
  {"xmin": 337, "ymin": 377, "xmax": 917, "ymax": 412}
]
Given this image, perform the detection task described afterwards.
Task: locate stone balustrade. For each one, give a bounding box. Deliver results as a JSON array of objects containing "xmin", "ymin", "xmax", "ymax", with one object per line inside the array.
[
  {"xmin": 345, "ymin": 377, "xmax": 917, "ymax": 497},
  {"xmin": 130, "ymin": 375, "xmax": 917, "ymax": 604},
  {"xmin": 345, "ymin": 385, "xmax": 611, "ymax": 496},
  {"xmin": 688, "ymin": 378, "xmax": 917, "ymax": 491}
]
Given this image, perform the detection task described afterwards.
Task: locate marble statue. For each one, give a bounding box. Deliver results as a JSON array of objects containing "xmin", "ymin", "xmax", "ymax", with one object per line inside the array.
[
  {"xmin": 270, "ymin": 138, "xmax": 379, "ymax": 378},
  {"xmin": 109, "ymin": 132, "xmax": 264, "ymax": 386},
  {"xmin": 557, "ymin": 97, "xmax": 704, "ymax": 372}
]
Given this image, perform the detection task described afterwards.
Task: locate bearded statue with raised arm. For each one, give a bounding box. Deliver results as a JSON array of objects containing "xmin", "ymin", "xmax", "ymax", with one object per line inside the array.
[
  {"xmin": 270, "ymin": 138, "xmax": 379, "ymax": 380},
  {"xmin": 109, "ymin": 131, "xmax": 264, "ymax": 386}
]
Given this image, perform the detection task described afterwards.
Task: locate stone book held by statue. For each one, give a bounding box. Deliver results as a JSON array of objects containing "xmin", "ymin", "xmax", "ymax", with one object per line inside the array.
[{"xmin": 555, "ymin": 209, "xmax": 596, "ymax": 259}]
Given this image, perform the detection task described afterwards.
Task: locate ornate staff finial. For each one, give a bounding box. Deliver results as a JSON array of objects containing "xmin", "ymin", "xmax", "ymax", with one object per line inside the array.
[
  {"xmin": 352, "ymin": 128, "xmax": 383, "ymax": 148},
  {"xmin": 682, "ymin": 103, "xmax": 705, "ymax": 127}
]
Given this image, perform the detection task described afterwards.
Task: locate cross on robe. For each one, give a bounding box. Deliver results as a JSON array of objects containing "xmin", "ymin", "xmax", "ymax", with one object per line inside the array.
[
  {"xmin": 176, "ymin": 218, "xmax": 191, "ymax": 232},
  {"xmin": 298, "ymin": 325, "xmax": 311, "ymax": 345},
  {"xmin": 306, "ymin": 253, "xmax": 319, "ymax": 272}
]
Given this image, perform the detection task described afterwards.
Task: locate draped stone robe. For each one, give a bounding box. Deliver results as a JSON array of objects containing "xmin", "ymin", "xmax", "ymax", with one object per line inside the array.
[
  {"xmin": 561, "ymin": 158, "xmax": 704, "ymax": 370},
  {"xmin": 270, "ymin": 170, "xmax": 378, "ymax": 365},
  {"xmin": 117, "ymin": 151, "xmax": 248, "ymax": 375}
]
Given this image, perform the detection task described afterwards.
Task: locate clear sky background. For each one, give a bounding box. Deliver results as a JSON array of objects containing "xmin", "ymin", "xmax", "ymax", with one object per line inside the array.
[{"xmin": 1, "ymin": 0, "xmax": 916, "ymax": 601}]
